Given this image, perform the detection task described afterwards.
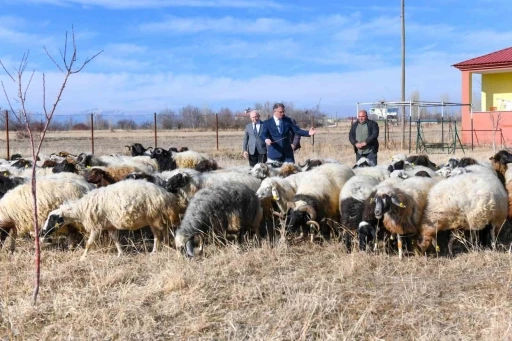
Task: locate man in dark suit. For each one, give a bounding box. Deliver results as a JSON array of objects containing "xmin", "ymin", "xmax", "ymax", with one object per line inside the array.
[
  {"xmin": 260, "ymin": 103, "xmax": 316, "ymax": 163},
  {"xmin": 349, "ymin": 109, "xmax": 379, "ymax": 165},
  {"xmin": 243, "ymin": 110, "xmax": 267, "ymax": 166}
]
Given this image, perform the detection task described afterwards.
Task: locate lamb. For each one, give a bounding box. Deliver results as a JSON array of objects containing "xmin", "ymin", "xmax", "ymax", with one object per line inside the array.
[
  {"xmin": 41, "ymin": 179, "xmax": 186, "ymax": 260},
  {"xmin": 286, "ymin": 163, "xmax": 354, "ymax": 241},
  {"xmin": 372, "ymin": 176, "xmax": 439, "ymax": 258},
  {"xmin": 0, "ymin": 177, "xmax": 94, "ymax": 252},
  {"xmin": 417, "ymin": 169, "xmax": 507, "ymax": 256},
  {"xmin": 175, "ymin": 183, "xmax": 262, "ymax": 257}
]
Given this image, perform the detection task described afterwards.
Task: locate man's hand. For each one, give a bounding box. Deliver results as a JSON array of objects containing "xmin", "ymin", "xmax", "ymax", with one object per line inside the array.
[
  {"xmin": 265, "ymin": 139, "xmax": 272, "ymax": 146},
  {"xmin": 243, "ymin": 151, "xmax": 248, "ymax": 159},
  {"xmin": 291, "ymin": 144, "xmax": 296, "ymax": 150},
  {"xmin": 355, "ymin": 142, "xmax": 367, "ymax": 149},
  {"xmin": 309, "ymin": 127, "xmax": 316, "ymax": 136}
]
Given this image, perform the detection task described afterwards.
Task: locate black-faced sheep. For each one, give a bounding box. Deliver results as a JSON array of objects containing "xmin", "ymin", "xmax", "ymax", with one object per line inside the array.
[
  {"xmin": 165, "ymin": 169, "xmax": 261, "ymax": 200},
  {"xmin": 124, "ymin": 171, "xmax": 167, "ymax": 187},
  {"xmin": 406, "ymin": 155, "xmax": 439, "ymax": 171},
  {"xmin": 125, "ymin": 143, "xmax": 153, "ymax": 156},
  {"xmin": 41, "ymin": 179, "xmax": 186, "ymax": 259},
  {"xmin": 372, "ymin": 176, "xmax": 438, "ymax": 258},
  {"xmin": 175, "ymin": 183, "xmax": 262, "ymax": 257},
  {"xmin": 286, "ymin": 163, "xmax": 354, "ymax": 241},
  {"xmin": 339, "ymin": 174, "xmax": 380, "ymax": 249},
  {"xmin": 83, "ymin": 166, "xmax": 140, "ymax": 187},
  {"xmin": 150, "ymin": 148, "xmax": 208, "ymax": 171},
  {"xmin": 299, "ymin": 158, "xmax": 339, "ymax": 171},
  {"xmin": 0, "ymin": 177, "xmax": 94, "ymax": 252},
  {"xmin": 194, "ymin": 159, "xmax": 219, "ymax": 173},
  {"xmin": 417, "ymin": 167, "xmax": 507, "ymax": 256},
  {"xmin": 0, "ymin": 175, "xmax": 26, "ymax": 199},
  {"xmin": 489, "ymin": 150, "xmax": 512, "ymax": 218}
]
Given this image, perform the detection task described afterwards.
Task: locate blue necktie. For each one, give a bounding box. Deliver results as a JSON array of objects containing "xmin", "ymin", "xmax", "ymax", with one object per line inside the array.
[
  {"xmin": 253, "ymin": 124, "xmax": 257, "ymax": 135},
  {"xmin": 277, "ymin": 119, "xmax": 282, "ymax": 134}
]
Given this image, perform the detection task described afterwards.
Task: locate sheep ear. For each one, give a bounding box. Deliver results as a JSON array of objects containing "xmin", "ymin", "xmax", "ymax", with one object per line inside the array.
[
  {"xmin": 391, "ymin": 196, "xmax": 406, "ymax": 208},
  {"xmin": 271, "ymin": 185, "xmax": 280, "ymax": 200}
]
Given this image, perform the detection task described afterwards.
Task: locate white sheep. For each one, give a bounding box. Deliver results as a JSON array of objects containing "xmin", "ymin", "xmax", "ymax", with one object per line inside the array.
[
  {"xmin": 165, "ymin": 170, "xmax": 261, "ymax": 200},
  {"xmin": 417, "ymin": 170, "xmax": 507, "ymax": 256},
  {"xmin": 256, "ymin": 172, "xmax": 308, "ymax": 214},
  {"xmin": 0, "ymin": 177, "xmax": 95, "ymax": 252},
  {"xmin": 41, "ymin": 179, "xmax": 186, "ymax": 260}
]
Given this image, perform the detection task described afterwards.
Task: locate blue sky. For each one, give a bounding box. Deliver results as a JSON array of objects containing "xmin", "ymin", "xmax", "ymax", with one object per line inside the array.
[{"xmin": 0, "ymin": 0, "xmax": 510, "ymax": 117}]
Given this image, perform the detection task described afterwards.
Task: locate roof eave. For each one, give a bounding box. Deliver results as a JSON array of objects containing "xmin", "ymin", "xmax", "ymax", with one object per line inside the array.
[{"xmin": 452, "ymin": 62, "xmax": 512, "ymax": 71}]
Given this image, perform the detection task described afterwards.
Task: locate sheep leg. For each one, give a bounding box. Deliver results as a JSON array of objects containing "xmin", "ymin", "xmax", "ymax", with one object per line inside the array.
[
  {"xmin": 448, "ymin": 233, "xmax": 457, "ymax": 257},
  {"xmin": 397, "ymin": 234, "xmax": 403, "ymax": 260},
  {"xmin": 150, "ymin": 227, "xmax": 161, "ymax": 254},
  {"xmin": 81, "ymin": 229, "xmax": 100, "ymax": 260},
  {"xmin": 8, "ymin": 227, "xmax": 17, "ymax": 254},
  {"xmin": 108, "ymin": 230, "xmax": 124, "ymax": 257},
  {"xmin": 490, "ymin": 225, "xmax": 497, "ymax": 251}
]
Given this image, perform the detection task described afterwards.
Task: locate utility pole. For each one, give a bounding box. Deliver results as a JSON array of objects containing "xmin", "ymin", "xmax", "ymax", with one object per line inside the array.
[{"xmin": 401, "ymin": 0, "xmax": 406, "ymax": 150}]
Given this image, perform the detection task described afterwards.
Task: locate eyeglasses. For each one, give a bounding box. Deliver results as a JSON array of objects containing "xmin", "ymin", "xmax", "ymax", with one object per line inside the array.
[
  {"xmin": 358, "ymin": 116, "xmax": 367, "ymax": 118},
  {"xmin": 275, "ymin": 110, "xmax": 285, "ymax": 114}
]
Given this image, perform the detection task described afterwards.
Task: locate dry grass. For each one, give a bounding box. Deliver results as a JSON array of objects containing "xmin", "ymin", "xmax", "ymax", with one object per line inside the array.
[{"xmin": 1, "ymin": 125, "xmax": 512, "ymax": 340}]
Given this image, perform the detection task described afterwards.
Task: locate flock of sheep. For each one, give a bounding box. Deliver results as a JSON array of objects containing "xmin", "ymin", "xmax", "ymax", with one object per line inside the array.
[{"xmin": 0, "ymin": 142, "xmax": 511, "ymax": 260}]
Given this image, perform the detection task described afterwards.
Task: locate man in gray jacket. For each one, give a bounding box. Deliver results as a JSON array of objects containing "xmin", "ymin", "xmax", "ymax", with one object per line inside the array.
[
  {"xmin": 348, "ymin": 110, "xmax": 379, "ymax": 165},
  {"xmin": 243, "ymin": 109, "xmax": 267, "ymax": 166}
]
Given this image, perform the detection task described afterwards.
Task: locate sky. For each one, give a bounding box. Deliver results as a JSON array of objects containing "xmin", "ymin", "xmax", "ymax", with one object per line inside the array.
[{"xmin": 0, "ymin": 0, "xmax": 511, "ymax": 118}]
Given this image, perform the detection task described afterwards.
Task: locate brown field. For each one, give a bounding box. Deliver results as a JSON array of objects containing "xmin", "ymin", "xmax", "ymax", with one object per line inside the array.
[{"xmin": 1, "ymin": 124, "xmax": 511, "ymax": 340}]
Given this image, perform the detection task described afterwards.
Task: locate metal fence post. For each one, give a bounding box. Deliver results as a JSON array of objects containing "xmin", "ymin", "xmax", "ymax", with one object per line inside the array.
[
  {"xmin": 154, "ymin": 112, "xmax": 157, "ymax": 148},
  {"xmin": 216, "ymin": 113, "xmax": 219, "ymax": 151},
  {"xmin": 5, "ymin": 110, "xmax": 9, "ymax": 160},
  {"xmin": 90, "ymin": 113, "xmax": 94, "ymax": 155}
]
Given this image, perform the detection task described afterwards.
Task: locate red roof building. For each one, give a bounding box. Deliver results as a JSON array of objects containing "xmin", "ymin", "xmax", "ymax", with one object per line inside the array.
[{"xmin": 453, "ymin": 47, "xmax": 512, "ymax": 145}]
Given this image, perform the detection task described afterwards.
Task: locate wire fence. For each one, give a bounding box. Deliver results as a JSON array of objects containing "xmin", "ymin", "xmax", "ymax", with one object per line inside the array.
[{"xmin": 0, "ymin": 110, "xmax": 337, "ymax": 158}]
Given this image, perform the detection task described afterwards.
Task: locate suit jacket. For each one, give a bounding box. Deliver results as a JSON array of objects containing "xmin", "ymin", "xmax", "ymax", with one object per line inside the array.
[
  {"xmin": 260, "ymin": 116, "xmax": 310, "ymax": 160},
  {"xmin": 287, "ymin": 116, "xmax": 302, "ymax": 151},
  {"xmin": 348, "ymin": 119, "xmax": 380, "ymax": 153},
  {"xmin": 243, "ymin": 121, "xmax": 267, "ymax": 155}
]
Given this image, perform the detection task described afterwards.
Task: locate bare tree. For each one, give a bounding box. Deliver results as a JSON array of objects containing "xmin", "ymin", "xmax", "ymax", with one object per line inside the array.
[
  {"xmin": 489, "ymin": 110, "xmax": 503, "ymax": 153},
  {"xmin": 0, "ymin": 26, "xmax": 102, "ymax": 304}
]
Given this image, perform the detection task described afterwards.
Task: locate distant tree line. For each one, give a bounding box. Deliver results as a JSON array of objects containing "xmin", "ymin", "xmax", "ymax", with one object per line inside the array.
[{"xmin": 0, "ymin": 101, "xmax": 331, "ymax": 131}]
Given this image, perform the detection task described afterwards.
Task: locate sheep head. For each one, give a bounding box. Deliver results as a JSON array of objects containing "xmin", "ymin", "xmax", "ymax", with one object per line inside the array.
[
  {"xmin": 40, "ymin": 208, "xmax": 66, "ymax": 241},
  {"xmin": 373, "ymin": 193, "xmax": 406, "ymax": 219},
  {"xmin": 165, "ymin": 173, "xmax": 190, "ymax": 193},
  {"xmin": 353, "ymin": 157, "xmax": 374, "ymax": 169},
  {"xmin": 286, "ymin": 203, "xmax": 317, "ymax": 234}
]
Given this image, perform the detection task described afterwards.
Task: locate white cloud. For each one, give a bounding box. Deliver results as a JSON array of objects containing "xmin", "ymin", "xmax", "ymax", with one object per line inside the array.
[
  {"xmin": 0, "ymin": 55, "xmax": 463, "ymax": 116},
  {"xmin": 140, "ymin": 16, "xmax": 318, "ymax": 35},
  {"xmin": 20, "ymin": 0, "xmax": 284, "ymax": 9}
]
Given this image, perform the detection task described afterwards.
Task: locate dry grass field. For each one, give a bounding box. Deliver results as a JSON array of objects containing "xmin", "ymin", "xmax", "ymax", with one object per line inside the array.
[{"xmin": 1, "ymin": 123, "xmax": 511, "ymax": 340}]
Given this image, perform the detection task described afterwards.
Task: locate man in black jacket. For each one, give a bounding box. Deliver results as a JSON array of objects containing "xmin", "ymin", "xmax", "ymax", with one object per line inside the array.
[{"xmin": 349, "ymin": 110, "xmax": 379, "ymax": 165}]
